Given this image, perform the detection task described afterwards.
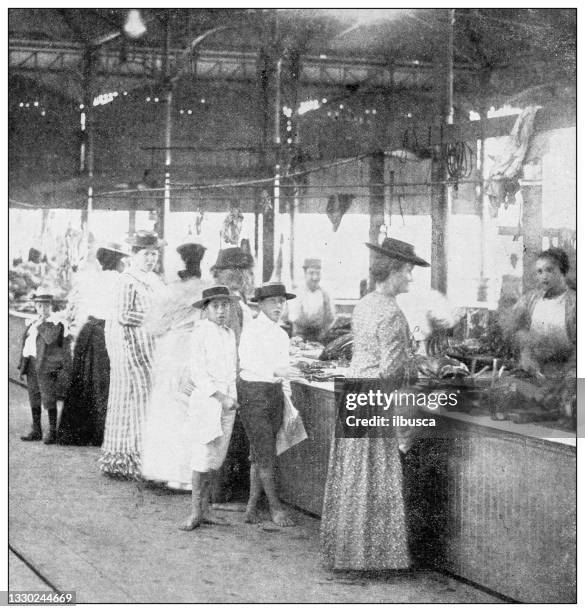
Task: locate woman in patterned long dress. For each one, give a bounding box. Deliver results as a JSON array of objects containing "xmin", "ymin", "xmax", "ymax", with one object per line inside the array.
[
  {"xmin": 99, "ymin": 231, "xmax": 165, "ymax": 479},
  {"xmin": 320, "ymin": 238, "xmax": 429, "ymax": 570}
]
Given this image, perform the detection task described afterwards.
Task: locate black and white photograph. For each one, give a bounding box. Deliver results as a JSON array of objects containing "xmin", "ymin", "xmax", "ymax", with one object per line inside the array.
[{"xmin": 5, "ymin": 4, "xmax": 578, "ymax": 605}]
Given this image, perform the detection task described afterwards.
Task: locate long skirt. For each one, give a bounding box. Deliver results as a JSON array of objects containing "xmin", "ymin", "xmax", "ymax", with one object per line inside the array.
[
  {"xmin": 58, "ymin": 318, "xmax": 109, "ymax": 446},
  {"xmin": 99, "ymin": 321, "xmax": 156, "ymax": 479},
  {"xmin": 320, "ymin": 436, "xmax": 411, "ymax": 570},
  {"xmin": 141, "ymin": 328, "xmax": 194, "ymax": 487}
]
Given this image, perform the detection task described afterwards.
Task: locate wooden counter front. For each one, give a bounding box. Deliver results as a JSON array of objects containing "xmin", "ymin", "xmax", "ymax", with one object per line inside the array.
[
  {"xmin": 278, "ymin": 380, "xmax": 576, "ymax": 603},
  {"xmin": 277, "ymin": 381, "xmax": 337, "ymax": 516}
]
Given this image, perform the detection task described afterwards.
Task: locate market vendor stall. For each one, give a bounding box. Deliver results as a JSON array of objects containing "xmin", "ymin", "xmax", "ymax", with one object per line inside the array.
[
  {"xmin": 8, "ymin": 304, "xmax": 576, "ymax": 602},
  {"xmin": 276, "ymin": 319, "xmax": 576, "ymax": 603},
  {"xmin": 277, "ymin": 377, "xmax": 575, "ymax": 603}
]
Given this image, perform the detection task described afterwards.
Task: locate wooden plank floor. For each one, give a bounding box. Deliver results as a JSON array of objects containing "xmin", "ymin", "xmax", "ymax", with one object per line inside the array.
[{"xmin": 8, "ymin": 383, "xmax": 501, "ymax": 604}]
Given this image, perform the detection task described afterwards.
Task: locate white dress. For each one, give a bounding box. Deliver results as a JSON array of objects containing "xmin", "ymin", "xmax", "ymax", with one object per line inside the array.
[{"xmin": 141, "ymin": 277, "xmax": 205, "ymax": 487}]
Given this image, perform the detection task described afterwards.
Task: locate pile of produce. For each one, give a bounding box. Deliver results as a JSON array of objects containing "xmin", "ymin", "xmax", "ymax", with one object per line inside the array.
[
  {"xmin": 415, "ymin": 355, "xmax": 470, "ymax": 380},
  {"xmin": 292, "ymin": 360, "xmax": 340, "ymax": 382},
  {"xmin": 9, "ymin": 262, "xmax": 43, "ymax": 302},
  {"xmin": 319, "ymin": 332, "xmax": 353, "ymax": 362},
  {"xmin": 320, "ymin": 314, "xmax": 351, "ymax": 345},
  {"xmin": 290, "ymin": 337, "xmax": 324, "ymax": 359}
]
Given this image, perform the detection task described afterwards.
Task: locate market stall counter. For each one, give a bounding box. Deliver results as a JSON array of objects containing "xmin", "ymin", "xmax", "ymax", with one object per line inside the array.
[
  {"xmin": 278, "ymin": 377, "xmax": 576, "ymax": 603},
  {"xmin": 8, "ymin": 316, "xmax": 575, "ymax": 602}
]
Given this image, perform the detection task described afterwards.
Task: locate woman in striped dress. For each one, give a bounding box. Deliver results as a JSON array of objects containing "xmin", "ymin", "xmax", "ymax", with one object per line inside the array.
[{"xmin": 99, "ymin": 231, "xmax": 165, "ymax": 479}]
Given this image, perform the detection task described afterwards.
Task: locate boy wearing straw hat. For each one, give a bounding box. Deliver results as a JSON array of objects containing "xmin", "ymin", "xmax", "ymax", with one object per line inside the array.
[
  {"xmin": 238, "ymin": 282, "xmax": 300, "ymax": 527},
  {"xmin": 179, "ymin": 286, "xmax": 240, "ymax": 531},
  {"xmin": 19, "ymin": 293, "xmax": 70, "ymax": 445}
]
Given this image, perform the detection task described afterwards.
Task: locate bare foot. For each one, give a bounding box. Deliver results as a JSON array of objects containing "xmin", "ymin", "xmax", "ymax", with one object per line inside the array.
[
  {"xmin": 271, "ymin": 509, "xmax": 294, "ymax": 527},
  {"xmin": 244, "ymin": 510, "xmax": 263, "ymax": 524},
  {"xmin": 178, "ymin": 515, "xmax": 202, "ymax": 531}
]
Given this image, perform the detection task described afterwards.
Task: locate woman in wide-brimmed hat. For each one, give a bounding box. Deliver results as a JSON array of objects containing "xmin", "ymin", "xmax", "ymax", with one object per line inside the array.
[
  {"xmin": 99, "ymin": 231, "xmax": 165, "ymax": 479},
  {"xmin": 321, "ymin": 237, "xmax": 429, "ymax": 571},
  {"xmin": 142, "ymin": 241, "xmax": 210, "ymax": 490},
  {"xmin": 58, "ymin": 242, "xmax": 129, "ymax": 447}
]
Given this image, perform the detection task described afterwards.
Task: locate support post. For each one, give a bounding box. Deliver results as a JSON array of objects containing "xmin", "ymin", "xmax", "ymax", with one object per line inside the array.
[
  {"xmin": 262, "ymin": 195, "xmax": 275, "ymax": 282},
  {"xmin": 159, "ymin": 15, "xmax": 173, "ymax": 273},
  {"xmin": 81, "ymin": 46, "xmax": 96, "ymax": 229},
  {"xmin": 430, "ymin": 8, "xmax": 454, "ymax": 295},
  {"xmin": 368, "ymin": 151, "xmax": 385, "ymax": 291},
  {"xmin": 128, "ymin": 208, "xmax": 136, "ymax": 235},
  {"xmin": 477, "ymin": 68, "xmax": 492, "ymax": 301}
]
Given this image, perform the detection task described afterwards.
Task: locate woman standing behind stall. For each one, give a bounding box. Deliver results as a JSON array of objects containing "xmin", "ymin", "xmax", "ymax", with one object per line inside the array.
[
  {"xmin": 141, "ymin": 243, "xmax": 207, "ymax": 490},
  {"xmin": 99, "ymin": 231, "xmax": 165, "ymax": 479},
  {"xmin": 503, "ymin": 247, "xmax": 576, "ymax": 377},
  {"xmin": 58, "ymin": 243, "xmax": 129, "ymax": 446},
  {"xmin": 321, "ymin": 238, "xmax": 429, "ymax": 570}
]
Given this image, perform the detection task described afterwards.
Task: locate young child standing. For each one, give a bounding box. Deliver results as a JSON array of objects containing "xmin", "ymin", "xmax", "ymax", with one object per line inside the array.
[
  {"xmin": 179, "ymin": 286, "xmax": 240, "ymax": 531},
  {"xmin": 238, "ymin": 282, "xmax": 300, "ymax": 527},
  {"xmin": 19, "ymin": 293, "xmax": 70, "ymax": 445}
]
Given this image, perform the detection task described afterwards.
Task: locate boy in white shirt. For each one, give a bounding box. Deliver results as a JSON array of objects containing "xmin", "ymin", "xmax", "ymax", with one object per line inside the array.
[
  {"xmin": 179, "ymin": 286, "xmax": 240, "ymax": 531},
  {"xmin": 238, "ymin": 283, "xmax": 300, "ymax": 526}
]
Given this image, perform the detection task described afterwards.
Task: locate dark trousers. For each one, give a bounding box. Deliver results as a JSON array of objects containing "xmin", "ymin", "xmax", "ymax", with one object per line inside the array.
[
  {"xmin": 26, "ymin": 357, "xmax": 59, "ymax": 413},
  {"xmin": 25, "ymin": 359, "xmax": 42, "ymax": 411},
  {"xmin": 210, "ymin": 412, "xmax": 250, "ymax": 503},
  {"xmin": 37, "ymin": 371, "xmax": 59, "ymax": 413},
  {"xmin": 237, "ymin": 380, "xmax": 284, "ymax": 468}
]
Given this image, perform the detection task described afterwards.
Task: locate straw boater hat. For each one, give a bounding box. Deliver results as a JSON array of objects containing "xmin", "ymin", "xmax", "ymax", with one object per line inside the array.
[
  {"xmin": 192, "ymin": 285, "xmax": 240, "ymax": 309},
  {"xmin": 365, "ymin": 238, "xmax": 430, "ymax": 267},
  {"xmin": 250, "ymin": 282, "xmax": 296, "ymax": 303},
  {"xmin": 96, "ymin": 242, "xmax": 130, "ymax": 260},
  {"xmin": 210, "ymin": 247, "xmax": 254, "ymax": 272},
  {"xmin": 126, "ymin": 230, "xmax": 166, "ymax": 249},
  {"xmin": 31, "ymin": 293, "xmax": 54, "ymax": 303},
  {"xmin": 303, "ymin": 258, "xmax": 322, "ymax": 270}
]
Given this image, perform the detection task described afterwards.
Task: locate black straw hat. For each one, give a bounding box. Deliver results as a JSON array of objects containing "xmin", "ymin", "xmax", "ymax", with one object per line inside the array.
[
  {"xmin": 250, "ymin": 282, "xmax": 296, "ymax": 302},
  {"xmin": 210, "ymin": 247, "xmax": 254, "ymax": 272},
  {"xmin": 192, "ymin": 285, "xmax": 240, "ymax": 309},
  {"xmin": 176, "ymin": 243, "xmax": 206, "ymax": 263},
  {"xmin": 31, "ymin": 293, "xmax": 54, "ymax": 303},
  {"xmin": 365, "ymin": 238, "xmax": 430, "ymax": 267},
  {"xmin": 96, "ymin": 242, "xmax": 130, "ymax": 259}
]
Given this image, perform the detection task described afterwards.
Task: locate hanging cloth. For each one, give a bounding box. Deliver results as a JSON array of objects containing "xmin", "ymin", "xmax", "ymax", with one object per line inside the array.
[{"xmin": 486, "ymin": 106, "xmax": 539, "ymax": 215}]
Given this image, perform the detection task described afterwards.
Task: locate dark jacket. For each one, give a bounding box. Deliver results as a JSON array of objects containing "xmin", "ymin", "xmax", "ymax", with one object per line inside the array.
[{"xmin": 19, "ymin": 319, "xmax": 70, "ymax": 377}]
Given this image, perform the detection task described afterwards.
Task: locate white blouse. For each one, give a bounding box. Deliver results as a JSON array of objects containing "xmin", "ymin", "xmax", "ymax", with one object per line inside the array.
[
  {"xmin": 239, "ymin": 311, "xmax": 290, "ymax": 383},
  {"xmin": 530, "ymin": 293, "xmax": 570, "ymax": 345}
]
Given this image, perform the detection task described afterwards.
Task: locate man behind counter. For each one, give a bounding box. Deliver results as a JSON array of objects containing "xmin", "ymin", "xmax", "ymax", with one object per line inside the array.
[{"xmin": 287, "ymin": 258, "xmax": 334, "ymax": 341}]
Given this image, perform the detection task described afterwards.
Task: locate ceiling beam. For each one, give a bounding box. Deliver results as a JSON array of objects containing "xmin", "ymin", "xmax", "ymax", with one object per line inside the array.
[{"xmin": 9, "ymin": 37, "xmax": 481, "ymax": 93}]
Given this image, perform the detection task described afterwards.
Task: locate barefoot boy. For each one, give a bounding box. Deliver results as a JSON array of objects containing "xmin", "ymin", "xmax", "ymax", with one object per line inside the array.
[
  {"xmin": 179, "ymin": 286, "xmax": 240, "ymax": 531},
  {"xmin": 238, "ymin": 282, "xmax": 299, "ymax": 526}
]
